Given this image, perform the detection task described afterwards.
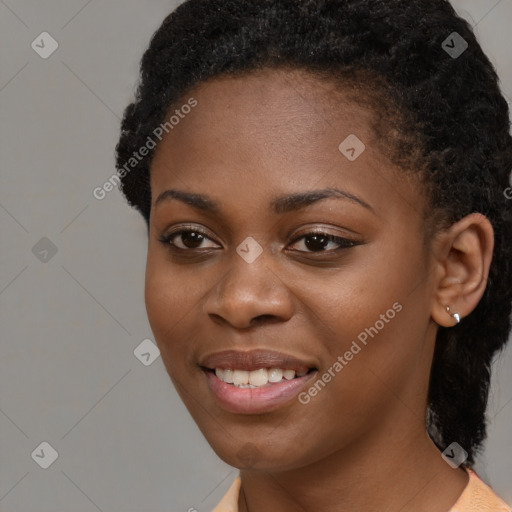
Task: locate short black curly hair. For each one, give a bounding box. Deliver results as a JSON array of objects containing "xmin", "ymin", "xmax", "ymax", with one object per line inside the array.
[{"xmin": 115, "ymin": 0, "xmax": 512, "ymax": 466}]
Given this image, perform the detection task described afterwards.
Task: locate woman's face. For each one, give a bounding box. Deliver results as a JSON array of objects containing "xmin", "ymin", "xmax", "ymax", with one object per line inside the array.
[{"xmin": 145, "ymin": 68, "xmax": 438, "ymax": 471}]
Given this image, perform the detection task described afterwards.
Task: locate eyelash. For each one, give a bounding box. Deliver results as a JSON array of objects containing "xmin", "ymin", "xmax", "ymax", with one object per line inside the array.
[{"xmin": 158, "ymin": 226, "xmax": 359, "ymax": 254}]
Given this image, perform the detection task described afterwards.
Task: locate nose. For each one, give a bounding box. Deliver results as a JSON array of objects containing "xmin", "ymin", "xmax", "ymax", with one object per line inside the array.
[{"xmin": 203, "ymin": 251, "xmax": 294, "ymax": 329}]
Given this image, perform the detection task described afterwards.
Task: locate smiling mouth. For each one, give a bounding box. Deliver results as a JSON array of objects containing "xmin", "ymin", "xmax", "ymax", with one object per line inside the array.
[
  {"xmin": 204, "ymin": 367, "xmax": 317, "ymax": 388},
  {"xmin": 199, "ymin": 349, "xmax": 319, "ymax": 412}
]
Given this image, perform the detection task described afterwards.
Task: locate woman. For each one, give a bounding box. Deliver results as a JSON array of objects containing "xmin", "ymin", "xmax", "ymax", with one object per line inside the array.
[{"xmin": 115, "ymin": 0, "xmax": 512, "ymax": 510}]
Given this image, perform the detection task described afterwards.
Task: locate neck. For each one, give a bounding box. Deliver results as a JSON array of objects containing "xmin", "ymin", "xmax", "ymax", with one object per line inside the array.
[{"xmin": 238, "ymin": 413, "xmax": 469, "ymax": 512}]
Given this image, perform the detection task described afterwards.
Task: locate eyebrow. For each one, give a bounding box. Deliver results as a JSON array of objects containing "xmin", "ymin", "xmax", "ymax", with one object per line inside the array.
[{"xmin": 154, "ymin": 187, "xmax": 376, "ymax": 215}]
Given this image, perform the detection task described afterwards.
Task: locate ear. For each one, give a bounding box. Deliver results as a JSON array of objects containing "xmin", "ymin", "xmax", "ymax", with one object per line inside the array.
[{"xmin": 430, "ymin": 213, "xmax": 494, "ymax": 327}]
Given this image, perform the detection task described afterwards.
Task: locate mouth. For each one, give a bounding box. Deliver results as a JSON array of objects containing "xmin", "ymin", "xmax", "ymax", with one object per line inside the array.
[{"xmin": 199, "ymin": 349, "xmax": 318, "ymax": 414}]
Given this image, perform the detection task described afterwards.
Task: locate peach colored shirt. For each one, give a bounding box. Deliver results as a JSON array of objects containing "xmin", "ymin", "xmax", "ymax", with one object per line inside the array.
[{"xmin": 212, "ymin": 468, "xmax": 511, "ymax": 511}]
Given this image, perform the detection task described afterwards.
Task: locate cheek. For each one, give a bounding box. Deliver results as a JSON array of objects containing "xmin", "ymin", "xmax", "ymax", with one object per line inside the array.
[
  {"xmin": 145, "ymin": 260, "xmax": 172, "ymax": 336},
  {"xmin": 289, "ymin": 309, "xmax": 423, "ymax": 467},
  {"xmin": 144, "ymin": 254, "xmax": 197, "ymax": 369},
  {"xmin": 313, "ymin": 314, "xmax": 429, "ymax": 450},
  {"xmin": 300, "ymin": 242, "xmax": 430, "ymax": 410}
]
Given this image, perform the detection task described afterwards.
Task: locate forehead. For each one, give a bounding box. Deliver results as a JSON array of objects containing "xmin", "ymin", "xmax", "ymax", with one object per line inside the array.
[
  {"xmin": 149, "ymin": 68, "xmax": 423, "ymax": 223},
  {"xmin": 168, "ymin": 68, "xmax": 375, "ymax": 149}
]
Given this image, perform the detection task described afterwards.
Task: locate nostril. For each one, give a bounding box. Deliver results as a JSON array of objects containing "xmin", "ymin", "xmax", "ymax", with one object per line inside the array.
[{"xmin": 251, "ymin": 314, "xmax": 276, "ymax": 326}]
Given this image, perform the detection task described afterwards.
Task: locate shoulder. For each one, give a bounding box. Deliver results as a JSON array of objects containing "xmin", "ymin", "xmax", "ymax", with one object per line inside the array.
[
  {"xmin": 210, "ymin": 469, "xmax": 512, "ymax": 511},
  {"xmin": 212, "ymin": 476, "xmax": 241, "ymax": 512},
  {"xmin": 449, "ymin": 467, "xmax": 512, "ymax": 512}
]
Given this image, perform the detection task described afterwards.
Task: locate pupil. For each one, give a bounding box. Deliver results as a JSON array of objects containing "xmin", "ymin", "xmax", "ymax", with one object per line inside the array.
[
  {"xmin": 182, "ymin": 232, "xmax": 203, "ymax": 248},
  {"xmin": 305, "ymin": 234, "xmax": 328, "ymax": 252}
]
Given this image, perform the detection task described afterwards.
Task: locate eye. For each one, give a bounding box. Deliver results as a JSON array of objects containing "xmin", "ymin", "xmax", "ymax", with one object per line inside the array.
[
  {"xmin": 288, "ymin": 231, "xmax": 358, "ymax": 253},
  {"xmin": 158, "ymin": 227, "xmax": 220, "ymax": 250},
  {"xmin": 158, "ymin": 226, "xmax": 360, "ymax": 254}
]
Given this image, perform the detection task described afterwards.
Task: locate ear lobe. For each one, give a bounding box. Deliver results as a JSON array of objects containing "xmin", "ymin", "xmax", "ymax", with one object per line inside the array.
[{"xmin": 431, "ymin": 213, "xmax": 494, "ymax": 327}]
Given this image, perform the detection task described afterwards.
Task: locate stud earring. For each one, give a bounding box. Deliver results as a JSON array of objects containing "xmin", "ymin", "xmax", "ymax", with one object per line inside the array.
[{"xmin": 446, "ymin": 305, "xmax": 460, "ymax": 325}]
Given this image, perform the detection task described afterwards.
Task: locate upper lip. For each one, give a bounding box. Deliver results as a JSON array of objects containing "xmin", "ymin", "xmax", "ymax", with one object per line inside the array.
[{"xmin": 199, "ymin": 349, "xmax": 317, "ymax": 373}]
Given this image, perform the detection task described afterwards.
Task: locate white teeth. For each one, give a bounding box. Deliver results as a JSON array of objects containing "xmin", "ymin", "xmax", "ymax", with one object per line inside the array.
[
  {"xmin": 223, "ymin": 369, "xmax": 234, "ymax": 384},
  {"xmin": 283, "ymin": 369, "xmax": 296, "ymax": 380},
  {"xmin": 214, "ymin": 367, "xmax": 304, "ymax": 387},
  {"xmin": 249, "ymin": 368, "xmax": 268, "ymax": 386},
  {"xmin": 268, "ymin": 368, "xmax": 283, "ymax": 382},
  {"xmin": 232, "ymin": 370, "xmax": 249, "ymax": 386}
]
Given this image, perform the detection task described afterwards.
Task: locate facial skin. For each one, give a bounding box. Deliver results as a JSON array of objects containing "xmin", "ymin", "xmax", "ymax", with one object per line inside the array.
[{"xmin": 145, "ymin": 68, "xmax": 494, "ymax": 511}]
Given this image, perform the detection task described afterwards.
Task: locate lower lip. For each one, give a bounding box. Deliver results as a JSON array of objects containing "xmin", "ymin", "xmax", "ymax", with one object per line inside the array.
[{"xmin": 204, "ymin": 370, "xmax": 317, "ymax": 414}]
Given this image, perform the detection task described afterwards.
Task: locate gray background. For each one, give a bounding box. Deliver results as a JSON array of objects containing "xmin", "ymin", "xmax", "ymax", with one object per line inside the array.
[{"xmin": 1, "ymin": 1, "xmax": 511, "ymax": 510}]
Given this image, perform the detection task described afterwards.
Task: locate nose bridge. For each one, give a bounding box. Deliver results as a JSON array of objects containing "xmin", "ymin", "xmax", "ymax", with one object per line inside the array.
[{"xmin": 204, "ymin": 243, "xmax": 293, "ymax": 328}]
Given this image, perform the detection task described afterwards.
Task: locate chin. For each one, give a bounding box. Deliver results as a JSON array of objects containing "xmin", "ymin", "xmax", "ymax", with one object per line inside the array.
[{"xmin": 200, "ymin": 428, "xmax": 314, "ymax": 472}]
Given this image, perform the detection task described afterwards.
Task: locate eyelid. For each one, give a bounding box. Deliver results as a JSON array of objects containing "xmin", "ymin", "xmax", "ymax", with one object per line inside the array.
[
  {"xmin": 287, "ymin": 231, "xmax": 359, "ymax": 252},
  {"xmin": 164, "ymin": 223, "xmax": 217, "ymax": 238},
  {"xmin": 290, "ymin": 225, "xmax": 359, "ymax": 239},
  {"xmin": 159, "ymin": 224, "xmax": 222, "ymax": 247}
]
